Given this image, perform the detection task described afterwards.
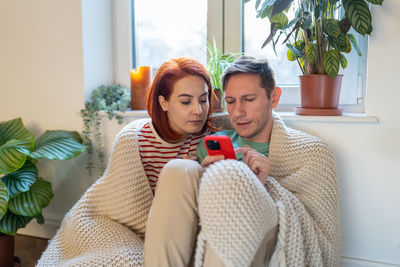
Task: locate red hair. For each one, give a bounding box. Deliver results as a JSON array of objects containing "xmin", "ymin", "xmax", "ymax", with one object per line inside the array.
[{"xmin": 146, "ymin": 57, "xmax": 214, "ymax": 142}]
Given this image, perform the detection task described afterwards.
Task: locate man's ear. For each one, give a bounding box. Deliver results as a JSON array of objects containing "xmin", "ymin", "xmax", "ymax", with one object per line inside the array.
[
  {"xmin": 158, "ymin": 95, "xmax": 168, "ymax": 112},
  {"xmin": 271, "ymin": 87, "xmax": 281, "ymax": 109}
]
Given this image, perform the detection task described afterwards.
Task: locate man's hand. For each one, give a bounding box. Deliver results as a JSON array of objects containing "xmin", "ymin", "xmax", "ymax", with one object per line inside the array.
[
  {"xmin": 200, "ymin": 155, "xmax": 225, "ymax": 169},
  {"xmin": 235, "ymin": 146, "xmax": 270, "ymax": 185}
]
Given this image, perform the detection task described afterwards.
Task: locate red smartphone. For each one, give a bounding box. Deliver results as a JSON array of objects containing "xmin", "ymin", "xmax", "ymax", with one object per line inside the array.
[{"xmin": 204, "ymin": 135, "xmax": 236, "ymax": 159}]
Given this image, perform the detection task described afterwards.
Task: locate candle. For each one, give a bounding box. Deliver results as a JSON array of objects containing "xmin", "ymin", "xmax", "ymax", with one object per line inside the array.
[{"xmin": 130, "ymin": 66, "xmax": 152, "ymax": 110}]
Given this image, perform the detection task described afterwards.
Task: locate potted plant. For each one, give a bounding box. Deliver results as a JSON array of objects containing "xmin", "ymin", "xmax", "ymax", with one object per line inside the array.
[
  {"xmin": 207, "ymin": 37, "xmax": 240, "ymax": 113},
  {"xmin": 0, "ymin": 118, "xmax": 85, "ymax": 266},
  {"xmin": 256, "ymin": 0, "xmax": 384, "ymax": 115},
  {"xmin": 80, "ymin": 84, "xmax": 130, "ymax": 177}
]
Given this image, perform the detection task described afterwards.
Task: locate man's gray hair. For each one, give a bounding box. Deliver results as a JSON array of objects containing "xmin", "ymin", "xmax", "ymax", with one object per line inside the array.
[{"xmin": 222, "ymin": 55, "xmax": 276, "ymax": 98}]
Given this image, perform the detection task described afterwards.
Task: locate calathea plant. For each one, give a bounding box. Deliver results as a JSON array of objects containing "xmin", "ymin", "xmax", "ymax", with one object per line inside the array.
[
  {"xmin": 0, "ymin": 118, "xmax": 85, "ymax": 235},
  {"xmin": 256, "ymin": 0, "xmax": 384, "ymax": 77}
]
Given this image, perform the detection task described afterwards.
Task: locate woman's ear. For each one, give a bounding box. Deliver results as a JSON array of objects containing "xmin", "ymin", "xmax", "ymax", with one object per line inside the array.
[
  {"xmin": 271, "ymin": 87, "xmax": 282, "ymax": 109},
  {"xmin": 158, "ymin": 95, "xmax": 168, "ymax": 112}
]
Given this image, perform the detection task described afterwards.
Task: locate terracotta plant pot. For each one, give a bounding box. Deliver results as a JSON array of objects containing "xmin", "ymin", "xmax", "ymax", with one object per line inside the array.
[
  {"xmin": 295, "ymin": 74, "xmax": 344, "ymax": 116},
  {"xmin": 0, "ymin": 234, "xmax": 14, "ymax": 267},
  {"xmin": 211, "ymin": 89, "xmax": 223, "ymax": 113}
]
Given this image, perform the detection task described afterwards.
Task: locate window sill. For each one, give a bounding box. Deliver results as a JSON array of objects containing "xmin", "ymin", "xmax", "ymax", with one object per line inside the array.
[{"xmin": 102, "ymin": 110, "xmax": 379, "ymax": 123}]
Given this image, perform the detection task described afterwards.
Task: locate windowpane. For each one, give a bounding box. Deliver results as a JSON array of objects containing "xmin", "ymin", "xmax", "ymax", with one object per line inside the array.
[
  {"xmin": 243, "ymin": 3, "xmax": 302, "ymax": 86},
  {"xmin": 242, "ymin": 2, "xmax": 366, "ymax": 105},
  {"xmin": 134, "ymin": 0, "xmax": 207, "ymax": 70}
]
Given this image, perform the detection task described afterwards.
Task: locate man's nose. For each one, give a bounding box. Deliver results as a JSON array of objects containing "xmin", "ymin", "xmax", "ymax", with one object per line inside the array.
[{"xmin": 232, "ymin": 101, "xmax": 245, "ymax": 117}]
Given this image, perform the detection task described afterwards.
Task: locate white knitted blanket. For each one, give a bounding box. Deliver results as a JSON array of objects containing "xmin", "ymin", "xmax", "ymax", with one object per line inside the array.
[
  {"xmin": 37, "ymin": 118, "xmax": 153, "ymax": 266},
  {"xmin": 266, "ymin": 114, "xmax": 340, "ymax": 266},
  {"xmin": 37, "ymin": 114, "xmax": 340, "ymax": 266}
]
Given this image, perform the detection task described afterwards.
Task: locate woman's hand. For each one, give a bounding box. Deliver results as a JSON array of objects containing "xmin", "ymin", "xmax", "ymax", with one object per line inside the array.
[
  {"xmin": 235, "ymin": 146, "xmax": 270, "ymax": 185},
  {"xmin": 200, "ymin": 155, "xmax": 225, "ymax": 168}
]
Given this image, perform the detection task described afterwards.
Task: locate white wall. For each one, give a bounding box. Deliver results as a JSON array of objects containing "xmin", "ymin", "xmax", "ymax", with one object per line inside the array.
[
  {"xmin": 285, "ymin": 2, "xmax": 400, "ymax": 265},
  {"xmin": 82, "ymin": 0, "xmax": 115, "ymax": 100},
  {"xmin": 0, "ymin": 0, "xmax": 399, "ymax": 266}
]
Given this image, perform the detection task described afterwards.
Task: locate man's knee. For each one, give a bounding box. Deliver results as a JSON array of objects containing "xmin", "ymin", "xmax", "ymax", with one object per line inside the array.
[{"xmin": 201, "ymin": 159, "xmax": 262, "ymax": 191}]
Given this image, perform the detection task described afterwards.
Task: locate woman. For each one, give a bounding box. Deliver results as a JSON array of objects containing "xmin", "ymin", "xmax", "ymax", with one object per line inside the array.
[{"xmin": 37, "ymin": 57, "xmax": 214, "ymax": 266}]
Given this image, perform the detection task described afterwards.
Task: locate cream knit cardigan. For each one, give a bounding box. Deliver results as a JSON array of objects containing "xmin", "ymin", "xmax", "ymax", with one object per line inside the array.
[{"xmin": 37, "ymin": 114, "xmax": 340, "ymax": 266}]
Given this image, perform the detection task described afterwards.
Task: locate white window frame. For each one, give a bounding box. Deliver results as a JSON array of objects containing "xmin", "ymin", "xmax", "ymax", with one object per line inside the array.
[{"xmin": 113, "ymin": 0, "xmax": 368, "ymax": 113}]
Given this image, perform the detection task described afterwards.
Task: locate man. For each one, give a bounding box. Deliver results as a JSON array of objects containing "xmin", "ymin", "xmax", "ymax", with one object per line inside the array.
[{"xmin": 144, "ymin": 56, "xmax": 340, "ymax": 267}]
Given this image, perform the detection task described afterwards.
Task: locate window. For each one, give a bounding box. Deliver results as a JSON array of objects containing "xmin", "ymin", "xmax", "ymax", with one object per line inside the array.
[
  {"xmin": 123, "ymin": 0, "xmax": 368, "ymax": 112},
  {"xmin": 131, "ymin": 0, "xmax": 207, "ymax": 71}
]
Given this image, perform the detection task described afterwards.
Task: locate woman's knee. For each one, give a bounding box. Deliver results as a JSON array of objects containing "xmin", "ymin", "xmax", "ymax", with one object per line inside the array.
[{"xmin": 156, "ymin": 159, "xmax": 203, "ymax": 190}]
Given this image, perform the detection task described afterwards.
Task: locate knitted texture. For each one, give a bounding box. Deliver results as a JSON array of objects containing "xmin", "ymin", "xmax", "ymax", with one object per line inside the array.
[
  {"xmin": 37, "ymin": 119, "xmax": 154, "ymax": 267},
  {"xmin": 195, "ymin": 160, "xmax": 278, "ymax": 267},
  {"xmin": 266, "ymin": 114, "xmax": 341, "ymax": 266},
  {"xmin": 37, "ymin": 113, "xmax": 340, "ymax": 266}
]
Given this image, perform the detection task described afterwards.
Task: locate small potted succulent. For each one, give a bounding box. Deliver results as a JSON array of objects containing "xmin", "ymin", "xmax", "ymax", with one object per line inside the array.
[{"xmin": 256, "ymin": 0, "xmax": 384, "ymax": 115}]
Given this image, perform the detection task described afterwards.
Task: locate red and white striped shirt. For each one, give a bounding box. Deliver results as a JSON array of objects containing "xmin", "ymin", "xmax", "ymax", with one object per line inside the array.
[{"xmin": 138, "ymin": 121, "xmax": 207, "ymax": 194}]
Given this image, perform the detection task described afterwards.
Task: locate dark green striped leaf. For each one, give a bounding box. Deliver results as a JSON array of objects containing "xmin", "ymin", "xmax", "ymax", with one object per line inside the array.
[
  {"xmin": 323, "ymin": 19, "xmax": 341, "ymax": 38},
  {"xmin": 324, "ymin": 49, "xmax": 341, "ymax": 78},
  {"xmin": 2, "ymin": 161, "xmax": 37, "ymax": 197},
  {"xmin": 0, "ymin": 118, "xmax": 33, "ymax": 146},
  {"xmin": 343, "ymin": 0, "xmax": 373, "ymax": 35},
  {"xmin": 0, "ymin": 181, "xmax": 9, "ymax": 219},
  {"xmin": 365, "ymin": 0, "xmax": 383, "ymax": 5},
  {"xmin": 30, "ymin": 131, "xmax": 85, "ymax": 160},
  {"xmin": 0, "ymin": 137, "xmax": 34, "ymax": 174},
  {"xmin": 8, "ymin": 177, "xmax": 53, "ymax": 217},
  {"xmin": 0, "ymin": 210, "xmax": 32, "ymax": 235},
  {"xmin": 305, "ymin": 43, "xmax": 317, "ymax": 64},
  {"xmin": 335, "ymin": 33, "xmax": 352, "ymax": 53},
  {"xmin": 340, "ymin": 53, "xmax": 348, "ymax": 69}
]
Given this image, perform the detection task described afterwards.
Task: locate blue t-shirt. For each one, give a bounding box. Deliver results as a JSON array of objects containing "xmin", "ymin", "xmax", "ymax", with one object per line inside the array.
[{"xmin": 195, "ymin": 129, "xmax": 270, "ymax": 163}]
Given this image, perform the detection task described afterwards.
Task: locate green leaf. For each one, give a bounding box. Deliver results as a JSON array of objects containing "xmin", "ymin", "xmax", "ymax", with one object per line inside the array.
[
  {"xmin": 256, "ymin": 0, "xmax": 275, "ymax": 18},
  {"xmin": 323, "ymin": 19, "xmax": 341, "ymax": 38},
  {"xmin": 324, "ymin": 50, "xmax": 341, "ymax": 78},
  {"xmin": 348, "ymin": 33, "xmax": 362, "ymax": 56},
  {"xmin": 301, "ymin": 14, "xmax": 312, "ymax": 30},
  {"xmin": 255, "ymin": 0, "xmax": 263, "ymax": 10},
  {"xmin": 287, "ymin": 49, "xmax": 297, "ymax": 61},
  {"xmin": 8, "ymin": 177, "xmax": 53, "ymax": 217},
  {"xmin": 340, "ymin": 53, "xmax": 348, "ymax": 69},
  {"xmin": 0, "ymin": 210, "xmax": 32, "ymax": 235},
  {"xmin": 337, "ymin": 33, "xmax": 351, "ymax": 53},
  {"xmin": 305, "ymin": 43, "xmax": 317, "ymax": 64},
  {"xmin": 343, "ymin": 0, "xmax": 373, "ymax": 35},
  {"xmin": 35, "ymin": 213, "xmax": 45, "ymax": 225},
  {"xmin": 0, "ymin": 118, "xmax": 33, "ymax": 146},
  {"xmin": 271, "ymin": 0, "xmax": 294, "ymax": 16},
  {"xmin": 269, "ymin": 12, "xmax": 288, "ymax": 29},
  {"xmin": 0, "ymin": 181, "xmax": 9, "ymax": 219},
  {"xmin": 0, "ymin": 137, "xmax": 34, "ymax": 174},
  {"xmin": 365, "ymin": 0, "xmax": 383, "ymax": 5},
  {"xmin": 286, "ymin": 43, "xmax": 303, "ymax": 58},
  {"xmin": 30, "ymin": 131, "xmax": 85, "ymax": 160},
  {"xmin": 2, "ymin": 160, "xmax": 37, "ymax": 197}
]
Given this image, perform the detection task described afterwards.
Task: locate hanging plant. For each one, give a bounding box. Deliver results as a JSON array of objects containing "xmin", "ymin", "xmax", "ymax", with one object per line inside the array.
[{"xmin": 80, "ymin": 84, "xmax": 130, "ymax": 177}]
